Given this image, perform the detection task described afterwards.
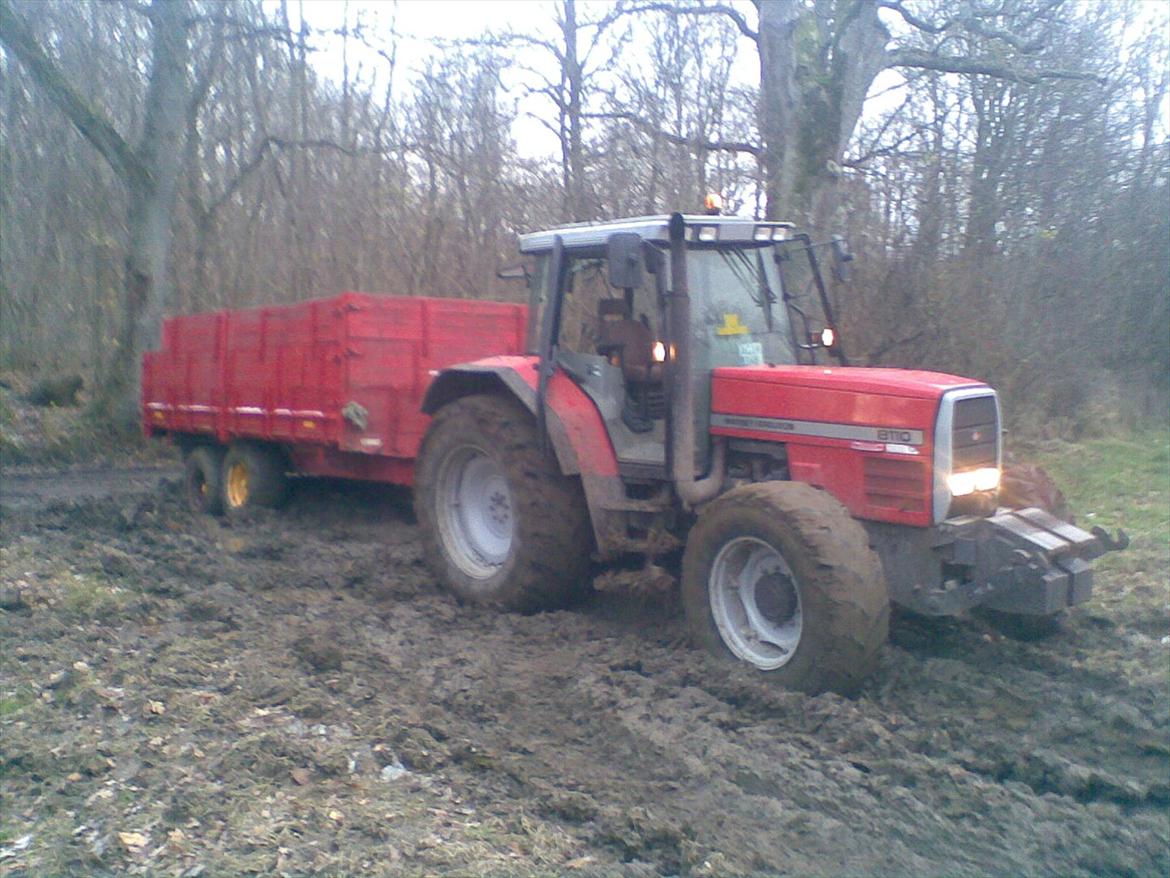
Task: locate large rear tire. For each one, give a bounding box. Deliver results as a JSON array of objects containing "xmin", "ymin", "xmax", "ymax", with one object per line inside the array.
[
  {"xmin": 184, "ymin": 445, "xmax": 225, "ymax": 515},
  {"xmin": 414, "ymin": 394, "xmax": 592, "ymax": 612},
  {"xmin": 221, "ymin": 442, "xmax": 288, "ymax": 515},
  {"xmin": 682, "ymin": 482, "xmax": 889, "ymax": 696}
]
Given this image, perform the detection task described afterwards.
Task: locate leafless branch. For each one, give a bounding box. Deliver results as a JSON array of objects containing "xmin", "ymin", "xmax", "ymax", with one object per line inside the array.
[
  {"xmin": 625, "ymin": 2, "xmax": 758, "ymax": 42},
  {"xmin": 0, "ymin": 0, "xmax": 145, "ymax": 187},
  {"xmin": 887, "ymin": 50, "xmax": 1106, "ymax": 85},
  {"xmin": 585, "ymin": 110, "xmax": 762, "ymax": 155}
]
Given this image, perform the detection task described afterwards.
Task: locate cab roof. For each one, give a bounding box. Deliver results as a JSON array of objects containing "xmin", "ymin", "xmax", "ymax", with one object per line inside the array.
[{"xmin": 517, "ymin": 214, "xmax": 797, "ymax": 254}]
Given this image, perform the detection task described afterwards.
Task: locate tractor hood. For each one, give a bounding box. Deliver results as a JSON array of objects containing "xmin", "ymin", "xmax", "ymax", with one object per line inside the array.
[
  {"xmin": 709, "ymin": 365, "xmax": 995, "ymax": 528},
  {"xmin": 713, "ymin": 365, "xmax": 982, "ymax": 401},
  {"xmin": 710, "ymin": 364, "xmax": 985, "ymax": 437}
]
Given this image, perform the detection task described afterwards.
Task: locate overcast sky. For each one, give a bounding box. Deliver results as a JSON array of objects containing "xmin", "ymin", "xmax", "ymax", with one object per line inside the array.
[
  {"xmin": 284, "ymin": 0, "xmax": 768, "ymax": 160},
  {"xmin": 285, "ymin": 1, "xmax": 1168, "ymax": 164}
]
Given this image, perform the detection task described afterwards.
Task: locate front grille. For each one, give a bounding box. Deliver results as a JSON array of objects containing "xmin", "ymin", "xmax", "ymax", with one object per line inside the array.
[
  {"xmin": 952, "ymin": 396, "xmax": 998, "ymax": 470},
  {"xmin": 864, "ymin": 457, "xmax": 928, "ymax": 513}
]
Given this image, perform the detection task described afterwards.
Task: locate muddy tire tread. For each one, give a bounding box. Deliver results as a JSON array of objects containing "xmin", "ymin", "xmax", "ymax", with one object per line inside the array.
[
  {"xmin": 222, "ymin": 442, "xmax": 288, "ymax": 514},
  {"xmin": 682, "ymin": 481, "xmax": 889, "ymax": 695},
  {"xmin": 414, "ymin": 394, "xmax": 592, "ymax": 612},
  {"xmin": 184, "ymin": 445, "xmax": 225, "ymax": 515}
]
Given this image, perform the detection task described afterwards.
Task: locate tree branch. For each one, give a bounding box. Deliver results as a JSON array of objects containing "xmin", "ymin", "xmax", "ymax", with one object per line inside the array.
[
  {"xmin": 886, "ymin": 50, "xmax": 1106, "ymax": 85},
  {"xmin": 626, "ymin": 2, "xmax": 758, "ymax": 42},
  {"xmin": 585, "ymin": 109, "xmax": 761, "ymax": 155},
  {"xmin": 0, "ymin": 0, "xmax": 146, "ymax": 187}
]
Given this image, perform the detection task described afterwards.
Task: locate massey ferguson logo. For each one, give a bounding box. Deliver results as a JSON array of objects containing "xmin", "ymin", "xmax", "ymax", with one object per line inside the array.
[{"xmin": 710, "ymin": 413, "xmax": 925, "ymax": 446}]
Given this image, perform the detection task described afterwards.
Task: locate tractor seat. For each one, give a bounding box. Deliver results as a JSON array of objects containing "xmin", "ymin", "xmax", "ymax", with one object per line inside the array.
[{"xmin": 596, "ymin": 299, "xmax": 663, "ymax": 384}]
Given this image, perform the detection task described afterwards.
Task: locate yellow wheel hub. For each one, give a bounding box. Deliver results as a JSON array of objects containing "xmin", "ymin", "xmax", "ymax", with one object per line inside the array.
[{"xmin": 226, "ymin": 461, "xmax": 250, "ymax": 508}]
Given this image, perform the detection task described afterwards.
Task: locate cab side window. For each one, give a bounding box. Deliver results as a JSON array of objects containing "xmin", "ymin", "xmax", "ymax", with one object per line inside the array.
[{"xmin": 558, "ymin": 253, "xmax": 660, "ymax": 356}]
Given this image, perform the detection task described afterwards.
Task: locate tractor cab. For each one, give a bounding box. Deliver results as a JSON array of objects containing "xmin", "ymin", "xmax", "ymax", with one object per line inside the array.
[{"xmin": 517, "ymin": 213, "xmax": 845, "ymax": 481}]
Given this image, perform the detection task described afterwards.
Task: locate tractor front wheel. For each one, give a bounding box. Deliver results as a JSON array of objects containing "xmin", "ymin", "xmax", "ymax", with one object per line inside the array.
[
  {"xmin": 682, "ymin": 481, "xmax": 889, "ymax": 696},
  {"xmin": 414, "ymin": 394, "xmax": 592, "ymax": 612}
]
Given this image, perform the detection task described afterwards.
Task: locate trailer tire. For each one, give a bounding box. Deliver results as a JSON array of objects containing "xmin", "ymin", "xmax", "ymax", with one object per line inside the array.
[
  {"xmin": 184, "ymin": 445, "xmax": 225, "ymax": 515},
  {"xmin": 681, "ymin": 481, "xmax": 889, "ymax": 696},
  {"xmin": 221, "ymin": 443, "xmax": 288, "ymax": 515},
  {"xmin": 415, "ymin": 394, "xmax": 592, "ymax": 612}
]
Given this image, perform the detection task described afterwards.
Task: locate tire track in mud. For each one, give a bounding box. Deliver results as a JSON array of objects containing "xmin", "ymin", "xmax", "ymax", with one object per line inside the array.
[{"xmin": 1, "ymin": 467, "xmax": 1167, "ymax": 876}]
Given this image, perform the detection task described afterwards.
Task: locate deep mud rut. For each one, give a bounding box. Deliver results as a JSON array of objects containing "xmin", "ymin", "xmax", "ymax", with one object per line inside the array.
[{"xmin": 1, "ymin": 467, "xmax": 1167, "ymax": 877}]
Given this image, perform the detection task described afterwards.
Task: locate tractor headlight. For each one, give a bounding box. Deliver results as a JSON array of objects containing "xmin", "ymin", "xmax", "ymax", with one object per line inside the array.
[
  {"xmin": 947, "ymin": 467, "xmax": 1000, "ymax": 497},
  {"xmin": 932, "ymin": 388, "xmax": 1001, "ymax": 523}
]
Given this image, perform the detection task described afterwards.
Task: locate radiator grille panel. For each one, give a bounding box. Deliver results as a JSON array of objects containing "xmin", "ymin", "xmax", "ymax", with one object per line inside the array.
[
  {"xmin": 864, "ymin": 457, "xmax": 928, "ymax": 513},
  {"xmin": 952, "ymin": 396, "xmax": 998, "ymax": 470}
]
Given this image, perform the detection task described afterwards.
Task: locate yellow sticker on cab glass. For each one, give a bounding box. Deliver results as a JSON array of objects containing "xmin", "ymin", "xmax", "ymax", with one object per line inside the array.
[{"xmin": 716, "ymin": 313, "xmax": 749, "ymax": 336}]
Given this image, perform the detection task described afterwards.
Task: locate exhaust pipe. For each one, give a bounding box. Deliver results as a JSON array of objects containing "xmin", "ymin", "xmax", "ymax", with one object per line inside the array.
[{"xmin": 667, "ymin": 213, "xmax": 725, "ymax": 510}]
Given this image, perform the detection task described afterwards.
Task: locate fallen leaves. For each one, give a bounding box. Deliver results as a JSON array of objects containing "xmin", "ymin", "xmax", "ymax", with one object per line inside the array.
[{"xmin": 117, "ymin": 830, "xmax": 149, "ymax": 854}]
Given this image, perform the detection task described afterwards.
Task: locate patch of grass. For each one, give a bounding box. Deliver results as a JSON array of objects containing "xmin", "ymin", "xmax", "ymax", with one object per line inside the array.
[
  {"xmin": 0, "ymin": 688, "xmax": 34, "ymax": 719},
  {"xmin": 1021, "ymin": 430, "xmax": 1170, "ymax": 614},
  {"xmin": 57, "ymin": 571, "xmax": 133, "ymax": 622},
  {"xmin": 1032, "ymin": 431, "xmax": 1170, "ymax": 537}
]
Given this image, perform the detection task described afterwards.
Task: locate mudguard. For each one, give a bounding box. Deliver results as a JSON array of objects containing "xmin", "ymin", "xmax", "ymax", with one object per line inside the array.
[{"xmin": 421, "ymin": 356, "xmax": 618, "ymax": 479}]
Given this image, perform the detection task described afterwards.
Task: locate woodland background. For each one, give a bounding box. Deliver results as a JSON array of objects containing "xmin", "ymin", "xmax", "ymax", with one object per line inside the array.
[{"xmin": 1, "ymin": 0, "xmax": 1167, "ymax": 434}]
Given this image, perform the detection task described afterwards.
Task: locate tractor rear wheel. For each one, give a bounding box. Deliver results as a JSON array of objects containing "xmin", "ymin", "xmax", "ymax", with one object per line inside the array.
[
  {"xmin": 682, "ymin": 481, "xmax": 889, "ymax": 696},
  {"xmin": 221, "ymin": 442, "xmax": 288, "ymax": 515},
  {"xmin": 414, "ymin": 394, "xmax": 592, "ymax": 612}
]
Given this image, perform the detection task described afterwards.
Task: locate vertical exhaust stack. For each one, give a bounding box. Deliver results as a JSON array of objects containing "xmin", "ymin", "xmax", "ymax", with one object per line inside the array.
[{"xmin": 667, "ymin": 213, "xmax": 725, "ymax": 509}]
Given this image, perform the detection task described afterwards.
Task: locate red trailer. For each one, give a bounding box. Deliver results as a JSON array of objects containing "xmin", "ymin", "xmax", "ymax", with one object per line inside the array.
[{"xmin": 143, "ymin": 292, "xmax": 527, "ymax": 508}]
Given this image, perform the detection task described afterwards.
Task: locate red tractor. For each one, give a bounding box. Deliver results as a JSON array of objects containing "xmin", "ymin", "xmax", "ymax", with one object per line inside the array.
[{"xmin": 143, "ymin": 211, "xmax": 1126, "ymax": 695}]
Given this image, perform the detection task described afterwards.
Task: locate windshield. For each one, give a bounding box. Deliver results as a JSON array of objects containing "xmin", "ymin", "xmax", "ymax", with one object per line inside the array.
[{"xmin": 685, "ymin": 245, "xmax": 797, "ymax": 373}]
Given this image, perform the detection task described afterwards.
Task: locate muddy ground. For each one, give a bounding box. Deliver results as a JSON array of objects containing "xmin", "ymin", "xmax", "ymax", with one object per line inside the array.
[{"xmin": 1, "ymin": 463, "xmax": 1167, "ymax": 877}]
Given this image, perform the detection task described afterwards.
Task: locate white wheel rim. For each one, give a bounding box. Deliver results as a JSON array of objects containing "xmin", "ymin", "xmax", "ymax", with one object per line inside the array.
[
  {"xmin": 436, "ymin": 445, "xmax": 514, "ymax": 578},
  {"xmin": 709, "ymin": 536, "xmax": 802, "ymax": 670}
]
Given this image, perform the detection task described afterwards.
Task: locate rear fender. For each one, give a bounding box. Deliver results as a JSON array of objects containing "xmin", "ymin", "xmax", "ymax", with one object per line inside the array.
[{"xmin": 422, "ymin": 357, "xmax": 618, "ymax": 479}]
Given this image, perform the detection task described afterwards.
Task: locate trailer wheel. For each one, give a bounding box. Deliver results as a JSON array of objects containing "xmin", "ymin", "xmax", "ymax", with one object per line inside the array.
[
  {"xmin": 184, "ymin": 445, "xmax": 225, "ymax": 515},
  {"xmin": 415, "ymin": 394, "xmax": 592, "ymax": 612},
  {"xmin": 682, "ymin": 482, "xmax": 889, "ymax": 696},
  {"xmin": 221, "ymin": 443, "xmax": 288, "ymax": 514}
]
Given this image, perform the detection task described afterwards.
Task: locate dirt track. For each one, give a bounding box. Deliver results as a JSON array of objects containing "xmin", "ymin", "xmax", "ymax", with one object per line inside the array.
[{"xmin": 1, "ymin": 467, "xmax": 1167, "ymax": 877}]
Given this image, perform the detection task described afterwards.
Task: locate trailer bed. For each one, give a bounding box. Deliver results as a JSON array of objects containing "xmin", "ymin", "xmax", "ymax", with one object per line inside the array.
[{"xmin": 142, "ymin": 292, "xmax": 528, "ymax": 484}]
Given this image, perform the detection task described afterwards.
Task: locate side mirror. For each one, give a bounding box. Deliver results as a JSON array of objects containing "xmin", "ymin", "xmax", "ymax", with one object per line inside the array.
[
  {"xmin": 607, "ymin": 232, "xmax": 644, "ymax": 290},
  {"xmin": 830, "ymin": 236, "xmax": 853, "ymax": 283}
]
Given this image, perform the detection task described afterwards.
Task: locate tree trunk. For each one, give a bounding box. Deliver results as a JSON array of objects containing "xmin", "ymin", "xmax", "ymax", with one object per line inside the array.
[
  {"xmin": 758, "ymin": 0, "xmax": 888, "ymax": 233},
  {"xmin": 0, "ymin": 0, "xmax": 191, "ymax": 427},
  {"xmin": 98, "ymin": 0, "xmax": 190, "ymax": 424}
]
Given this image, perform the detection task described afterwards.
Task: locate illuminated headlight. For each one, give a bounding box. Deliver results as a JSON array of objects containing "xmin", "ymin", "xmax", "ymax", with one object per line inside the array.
[
  {"xmin": 698, "ymin": 225, "xmax": 719, "ymax": 242},
  {"xmin": 652, "ymin": 341, "xmax": 666, "ymax": 363},
  {"xmin": 932, "ymin": 388, "xmax": 1001, "ymax": 523},
  {"xmin": 754, "ymin": 226, "xmax": 772, "ymax": 241},
  {"xmin": 947, "ymin": 467, "xmax": 1000, "ymax": 497}
]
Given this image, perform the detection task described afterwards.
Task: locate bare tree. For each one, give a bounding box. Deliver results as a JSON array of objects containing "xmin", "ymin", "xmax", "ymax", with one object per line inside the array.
[
  {"xmin": 0, "ymin": 0, "xmax": 196, "ymax": 424},
  {"xmin": 627, "ymin": 0, "xmax": 1105, "ymax": 232}
]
